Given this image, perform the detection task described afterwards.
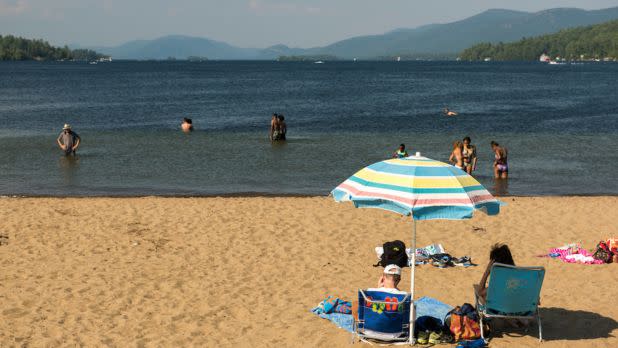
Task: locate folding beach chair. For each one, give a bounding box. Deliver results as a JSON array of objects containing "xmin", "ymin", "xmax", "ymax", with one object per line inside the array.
[
  {"xmin": 356, "ymin": 289, "xmax": 412, "ymax": 344},
  {"xmin": 475, "ymin": 263, "xmax": 545, "ymax": 341}
]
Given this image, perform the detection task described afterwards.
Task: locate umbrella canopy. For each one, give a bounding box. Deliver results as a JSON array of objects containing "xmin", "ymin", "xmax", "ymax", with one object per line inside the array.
[
  {"xmin": 331, "ymin": 154, "xmax": 501, "ymax": 343},
  {"xmin": 332, "ymin": 155, "xmax": 500, "ymax": 219}
]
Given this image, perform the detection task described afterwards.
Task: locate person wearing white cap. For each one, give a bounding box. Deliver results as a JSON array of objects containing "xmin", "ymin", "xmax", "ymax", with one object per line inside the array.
[
  {"xmin": 368, "ymin": 264, "xmax": 407, "ymax": 295},
  {"xmin": 57, "ymin": 124, "xmax": 81, "ymax": 156}
]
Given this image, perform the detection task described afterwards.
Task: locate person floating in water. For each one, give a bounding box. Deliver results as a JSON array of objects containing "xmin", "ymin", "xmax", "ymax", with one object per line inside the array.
[
  {"xmin": 443, "ymin": 107, "xmax": 458, "ymax": 117},
  {"xmin": 462, "ymin": 136, "xmax": 477, "ymax": 175},
  {"xmin": 56, "ymin": 124, "xmax": 81, "ymax": 156},
  {"xmin": 270, "ymin": 113, "xmax": 287, "ymax": 141},
  {"xmin": 491, "ymin": 141, "xmax": 508, "ymax": 179},
  {"xmin": 392, "ymin": 144, "xmax": 409, "ymax": 158},
  {"xmin": 181, "ymin": 118, "xmax": 194, "ymax": 132}
]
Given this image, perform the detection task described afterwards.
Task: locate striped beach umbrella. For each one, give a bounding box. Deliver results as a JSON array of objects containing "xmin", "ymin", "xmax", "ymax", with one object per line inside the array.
[{"xmin": 331, "ymin": 153, "xmax": 501, "ymax": 343}]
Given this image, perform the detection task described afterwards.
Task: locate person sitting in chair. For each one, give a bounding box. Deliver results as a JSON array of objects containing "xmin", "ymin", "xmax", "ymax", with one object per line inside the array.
[
  {"xmin": 353, "ymin": 264, "xmax": 406, "ymax": 319},
  {"xmin": 370, "ymin": 264, "xmax": 405, "ymax": 293},
  {"xmin": 474, "ymin": 243, "xmax": 515, "ymax": 304}
]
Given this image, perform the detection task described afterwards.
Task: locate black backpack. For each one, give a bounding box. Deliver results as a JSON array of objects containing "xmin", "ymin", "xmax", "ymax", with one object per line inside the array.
[{"xmin": 375, "ymin": 240, "xmax": 408, "ymax": 268}]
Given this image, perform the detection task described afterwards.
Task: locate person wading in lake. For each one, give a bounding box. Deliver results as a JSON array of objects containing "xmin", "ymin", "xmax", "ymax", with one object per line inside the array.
[
  {"xmin": 277, "ymin": 114, "xmax": 287, "ymax": 140},
  {"xmin": 491, "ymin": 141, "xmax": 508, "ymax": 179},
  {"xmin": 462, "ymin": 136, "xmax": 477, "ymax": 175},
  {"xmin": 181, "ymin": 118, "xmax": 194, "ymax": 132},
  {"xmin": 449, "ymin": 140, "xmax": 464, "ymax": 170},
  {"xmin": 269, "ymin": 113, "xmax": 280, "ymax": 141},
  {"xmin": 56, "ymin": 124, "xmax": 81, "ymax": 156},
  {"xmin": 270, "ymin": 113, "xmax": 287, "ymax": 141}
]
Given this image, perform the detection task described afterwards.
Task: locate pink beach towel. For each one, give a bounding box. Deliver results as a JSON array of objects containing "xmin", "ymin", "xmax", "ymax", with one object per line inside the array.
[{"xmin": 549, "ymin": 247, "xmax": 605, "ymax": 265}]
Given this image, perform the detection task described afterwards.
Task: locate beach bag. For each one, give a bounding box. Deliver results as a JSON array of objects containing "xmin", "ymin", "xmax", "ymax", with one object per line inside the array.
[
  {"xmin": 592, "ymin": 241, "xmax": 613, "ymax": 263},
  {"xmin": 445, "ymin": 304, "xmax": 482, "ymax": 341},
  {"xmin": 375, "ymin": 240, "xmax": 408, "ymax": 268}
]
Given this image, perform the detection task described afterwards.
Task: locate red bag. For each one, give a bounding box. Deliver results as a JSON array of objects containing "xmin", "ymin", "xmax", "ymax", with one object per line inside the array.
[{"xmin": 446, "ymin": 304, "xmax": 481, "ymax": 341}]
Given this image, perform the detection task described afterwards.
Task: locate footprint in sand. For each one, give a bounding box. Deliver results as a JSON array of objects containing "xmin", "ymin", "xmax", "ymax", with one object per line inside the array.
[
  {"xmin": 0, "ymin": 233, "xmax": 8, "ymax": 246},
  {"xmin": 2, "ymin": 307, "xmax": 29, "ymax": 318}
]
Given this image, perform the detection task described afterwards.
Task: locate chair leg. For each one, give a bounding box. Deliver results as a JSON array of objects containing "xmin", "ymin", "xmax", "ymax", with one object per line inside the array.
[
  {"xmin": 537, "ymin": 308, "xmax": 543, "ymax": 342},
  {"xmin": 480, "ymin": 314, "xmax": 485, "ymax": 340}
]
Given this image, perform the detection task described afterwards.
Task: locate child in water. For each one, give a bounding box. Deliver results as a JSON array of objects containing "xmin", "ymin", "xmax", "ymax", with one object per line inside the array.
[{"xmin": 392, "ymin": 144, "xmax": 409, "ymax": 158}]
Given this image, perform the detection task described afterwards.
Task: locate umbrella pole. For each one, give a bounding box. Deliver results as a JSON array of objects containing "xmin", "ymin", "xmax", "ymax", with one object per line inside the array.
[{"xmin": 409, "ymin": 218, "xmax": 416, "ymax": 345}]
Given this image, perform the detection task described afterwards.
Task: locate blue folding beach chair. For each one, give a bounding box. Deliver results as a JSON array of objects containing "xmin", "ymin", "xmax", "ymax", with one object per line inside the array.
[
  {"xmin": 356, "ymin": 289, "xmax": 412, "ymax": 343},
  {"xmin": 475, "ymin": 263, "xmax": 545, "ymax": 341}
]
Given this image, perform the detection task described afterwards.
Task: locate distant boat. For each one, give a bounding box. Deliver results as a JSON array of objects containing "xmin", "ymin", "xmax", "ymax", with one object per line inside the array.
[
  {"xmin": 483, "ymin": 57, "xmax": 491, "ymax": 62},
  {"xmin": 539, "ymin": 53, "xmax": 550, "ymax": 62},
  {"xmin": 89, "ymin": 61, "xmax": 98, "ymax": 65},
  {"xmin": 314, "ymin": 60, "xmax": 324, "ymax": 64},
  {"xmin": 396, "ymin": 56, "xmax": 401, "ymax": 62},
  {"xmin": 548, "ymin": 61, "xmax": 566, "ymax": 65}
]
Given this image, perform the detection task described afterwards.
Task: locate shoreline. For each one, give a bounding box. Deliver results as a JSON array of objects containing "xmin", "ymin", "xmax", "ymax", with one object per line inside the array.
[{"xmin": 2, "ymin": 193, "xmax": 618, "ymax": 199}]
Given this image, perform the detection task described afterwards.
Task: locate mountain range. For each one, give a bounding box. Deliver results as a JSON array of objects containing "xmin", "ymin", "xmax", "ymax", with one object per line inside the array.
[{"xmin": 91, "ymin": 6, "xmax": 618, "ymax": 60}]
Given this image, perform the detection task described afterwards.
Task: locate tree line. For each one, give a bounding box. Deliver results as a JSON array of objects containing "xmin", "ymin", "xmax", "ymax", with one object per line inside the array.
[
  {"xmin": 459, "ymin": 19, "xmax": 618, "ymax": 61},
  {"xmin": 0, "ymin": 35, "xmax": 107, "ymax": 61}
]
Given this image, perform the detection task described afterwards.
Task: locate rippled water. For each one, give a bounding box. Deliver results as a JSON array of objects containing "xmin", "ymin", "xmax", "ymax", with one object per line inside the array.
[{"xmin": 0, "ymin": 61, "xmax": 617, "ymax": 196}]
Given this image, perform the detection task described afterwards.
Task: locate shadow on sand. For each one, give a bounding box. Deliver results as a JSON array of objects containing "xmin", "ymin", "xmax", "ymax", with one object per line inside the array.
[{"xmin": 489, "ymin": 307, "xmax": 618, "ymax": 341}]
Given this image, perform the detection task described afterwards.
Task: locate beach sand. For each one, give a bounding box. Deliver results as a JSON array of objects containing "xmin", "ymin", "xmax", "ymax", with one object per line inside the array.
[{"xmin": 0, "ymin": 196, "xmax": 617, "ymax": 347}]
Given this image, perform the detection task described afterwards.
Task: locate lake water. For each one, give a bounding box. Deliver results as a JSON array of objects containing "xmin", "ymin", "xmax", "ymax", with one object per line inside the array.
[{"xmin": 0, "ymin": 61, "xmax": 617, "ymax": 196}]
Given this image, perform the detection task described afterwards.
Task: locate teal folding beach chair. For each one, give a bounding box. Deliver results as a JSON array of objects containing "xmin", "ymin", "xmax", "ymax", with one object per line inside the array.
[{"xmin": 475, "ymin": 263, "xmax": 545, "ymax": 341}]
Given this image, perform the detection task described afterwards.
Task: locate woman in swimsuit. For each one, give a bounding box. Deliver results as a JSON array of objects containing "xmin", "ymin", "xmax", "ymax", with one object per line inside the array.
[
  {"xmin": 462, "ymin": 136, "xmax": 477, "ymax": 175},
  {"xmin": 269, "ymin": 113, "xmax": 280, "ymax": 141},
  {"xmin": 491, "ymin": 141, "xmax": 508, "ymax": 179},
  {"xmin": 449, "ymin": 140, "xmax": 464, "ymax": 170}
]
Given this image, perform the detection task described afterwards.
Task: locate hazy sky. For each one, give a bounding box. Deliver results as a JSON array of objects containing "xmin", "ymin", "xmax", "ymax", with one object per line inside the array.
[{"xmin": 1, "ymin": 0, "xmax": 616, "ymax": 48}]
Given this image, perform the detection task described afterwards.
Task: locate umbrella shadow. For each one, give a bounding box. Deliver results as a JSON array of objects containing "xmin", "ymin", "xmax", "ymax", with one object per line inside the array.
[{"xmin": 488, "ymin": 307, "xmax": 618, "ymax": 341}]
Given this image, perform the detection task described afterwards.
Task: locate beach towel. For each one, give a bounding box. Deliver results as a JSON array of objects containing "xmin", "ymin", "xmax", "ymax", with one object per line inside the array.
[
  {"xmin": 311, "ymin": 296, "xmax": 355, "ymax": 333},
  {"xmin": 311, "ymin": 296, "xmax": 453, "ymax": 334},
  {"xmin": 414, "ymin": 296, "xmax": 453, "ymax": 324},
  {"xmin": 542, "ymin": 243, "xmax": 604, "ymax": 264}
]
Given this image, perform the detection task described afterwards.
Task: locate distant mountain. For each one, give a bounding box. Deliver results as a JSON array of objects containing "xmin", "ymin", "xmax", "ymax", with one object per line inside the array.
[
  {"xmin": 92, "ymin": 6, "xmax": 618, "ymax": 60},
  {"xmin": 460, "ymin": 19, "xmax": 618, "ymax": 61},
  {"xmin": 308, "ymin": 7, "xmax": 618, "ymax": 58},
  {"xmin": 95, "ymin": 35, "xmax": 258, "ymax": 60}
]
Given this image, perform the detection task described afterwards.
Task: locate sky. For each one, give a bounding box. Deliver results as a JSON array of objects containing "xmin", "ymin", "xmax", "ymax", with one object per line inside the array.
[{"xmin": 0, "ymin": 0, "xmax": 617, "ymax": 48}]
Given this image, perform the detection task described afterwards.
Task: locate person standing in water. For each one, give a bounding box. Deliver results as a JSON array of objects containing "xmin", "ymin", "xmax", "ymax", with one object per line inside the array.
[
  {"xmin": 449, "ymin": 140, "xmax": 464, "ymax": 170},
  {"xmin": 277, "ymin": 114, "xmax": 287, "ymax": 140},
  {"xmin": 462, "ymin": 136, "xmax": 477, "ymax": 175},
  {"xmin": 491, "ymin": 141, "xmax": 508, "ymax": 179},
  {"xmin": 181, "ymin": 118, "xmax": 194, "ymax": 132},
  {"xmin": 392, "ymin": 144, "xmax": 409, "ymax": 158},
  {"xmin": 269, "ymin": 113, "xmax": 280, "ymax": 141},
  {"xmin": 56, "ymin": 124, "xmax": 81, "ymax": 156}
]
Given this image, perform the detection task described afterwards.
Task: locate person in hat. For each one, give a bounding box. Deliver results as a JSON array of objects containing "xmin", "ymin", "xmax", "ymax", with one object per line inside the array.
[
  {"xmin": 352, "ymin": 264, "xmax": 406, "ymax": 319},
  {"xmin": 370, "ymin": 264, "xmax": 406, "ymax": 294},
  {"xmin": 56, "ymin": 124, "xmax": 81, "ymax": 156}
]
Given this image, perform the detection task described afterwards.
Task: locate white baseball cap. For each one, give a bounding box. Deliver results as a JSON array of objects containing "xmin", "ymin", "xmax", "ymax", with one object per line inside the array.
[{"xmin": 384, "ymin": 264, "xmax": 402, "ymax": 275}]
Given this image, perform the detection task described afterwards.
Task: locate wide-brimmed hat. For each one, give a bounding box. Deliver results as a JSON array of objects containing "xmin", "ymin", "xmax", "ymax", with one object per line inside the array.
[{"xmin": 63, "ymin": 124, "xmax": 71, "ymax": 130}]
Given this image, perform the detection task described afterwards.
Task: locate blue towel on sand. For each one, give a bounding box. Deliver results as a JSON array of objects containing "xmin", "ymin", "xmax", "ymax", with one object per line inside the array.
[
  {"xmin": 414, "ymin": 296, "xmax": 453, "ymax": 324},
  {"xmin": 311, "ymin": 296, "xmax": 453, "ymax": 334}
]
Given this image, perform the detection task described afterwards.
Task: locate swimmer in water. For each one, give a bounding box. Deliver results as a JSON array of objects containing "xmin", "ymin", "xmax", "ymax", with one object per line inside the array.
[
  {"xmin": 392, "ymin": 144, "xmax": 409, "ymax": 158},
  {"xmin": 181, "ymin": 118, "xmax": 194, "ymax": 132},
  {"xmin": 443, "ymin": 107, "xmax": 458, "ymax": 117}
]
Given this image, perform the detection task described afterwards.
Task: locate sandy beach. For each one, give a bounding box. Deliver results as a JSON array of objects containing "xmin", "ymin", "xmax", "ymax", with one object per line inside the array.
[{"xmin": 0, "ymin": 196, "xmax": 616, "ymax": 347}]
